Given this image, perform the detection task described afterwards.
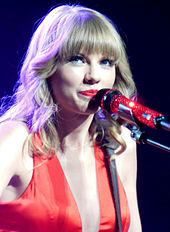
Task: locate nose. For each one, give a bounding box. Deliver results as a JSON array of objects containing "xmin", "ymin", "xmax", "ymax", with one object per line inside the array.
[{"xmin": 84, "ymin": 65, "xmax": 100, "ymax": 84}]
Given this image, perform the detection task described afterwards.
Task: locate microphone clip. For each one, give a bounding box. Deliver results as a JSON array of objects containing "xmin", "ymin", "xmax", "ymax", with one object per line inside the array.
[{"xmin": 127, "ymin": 124, "xmax": 170, "ymax": 153}]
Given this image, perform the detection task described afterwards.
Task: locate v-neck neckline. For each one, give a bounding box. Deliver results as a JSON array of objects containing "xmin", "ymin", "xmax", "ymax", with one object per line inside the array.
[{"xmin": 53, "ymin": 145, "xmax": 101, "ymax": 231}]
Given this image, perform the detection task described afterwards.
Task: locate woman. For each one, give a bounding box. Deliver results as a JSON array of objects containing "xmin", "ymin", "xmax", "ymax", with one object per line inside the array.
[{"xmin": 0, "ymin": 4, "xmax": 141, "ymax": 232}]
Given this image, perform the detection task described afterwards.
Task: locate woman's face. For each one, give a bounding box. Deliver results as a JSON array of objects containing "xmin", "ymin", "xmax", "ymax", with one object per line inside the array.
[{"xmin": 49, "ymin": 52, "xmax": 116, "ymax": 118}]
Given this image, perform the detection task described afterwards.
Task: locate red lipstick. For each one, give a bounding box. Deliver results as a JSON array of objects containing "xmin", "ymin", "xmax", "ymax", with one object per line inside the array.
[{"xmin": 79, "ymin": 89, "xmax": 99, "ymax": 97}]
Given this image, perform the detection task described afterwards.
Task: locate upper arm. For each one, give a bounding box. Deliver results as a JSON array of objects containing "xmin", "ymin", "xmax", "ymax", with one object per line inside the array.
[
  {"xmin": 116, "ymin": 126, "xmax": 142, "ymax": 232},
  {"xmin": 0, "ymin": 120, "xmax": 29, "ymax": 197}
]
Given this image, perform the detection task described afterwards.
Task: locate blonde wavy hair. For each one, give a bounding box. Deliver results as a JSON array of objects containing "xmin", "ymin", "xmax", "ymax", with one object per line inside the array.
[{"xmin": 0, "ymin": 4, "xmax": 136, "ymax": 156}]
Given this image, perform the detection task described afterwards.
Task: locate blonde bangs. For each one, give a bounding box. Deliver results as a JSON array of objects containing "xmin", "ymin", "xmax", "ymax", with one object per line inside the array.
[{"xmin": 58, "ymin": 15, "xmax": 121, "ymax": 62}]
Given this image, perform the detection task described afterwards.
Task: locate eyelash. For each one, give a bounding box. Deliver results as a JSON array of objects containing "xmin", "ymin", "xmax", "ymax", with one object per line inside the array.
[
  {"xmin": 68, "ymin": 55, "xmax": 85, "ymax": 63},
  {"xmin": 100, "ymin": 59, "xmax": 115, "ymax": 67},
  {"xmin": 68, "ymin": 55, "xmax": 115, "ymax": 67}
]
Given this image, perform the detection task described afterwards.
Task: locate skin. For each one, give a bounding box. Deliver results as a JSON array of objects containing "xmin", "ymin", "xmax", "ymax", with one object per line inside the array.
[{"xmin": 0, "ymin": 52, "xmax": 141, "ymax": 231}]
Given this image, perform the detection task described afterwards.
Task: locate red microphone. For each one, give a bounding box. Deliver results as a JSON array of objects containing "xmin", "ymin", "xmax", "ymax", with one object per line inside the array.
[{"xmin": 95, "ymin": 89, "xmax": 170, "ymax": 131}]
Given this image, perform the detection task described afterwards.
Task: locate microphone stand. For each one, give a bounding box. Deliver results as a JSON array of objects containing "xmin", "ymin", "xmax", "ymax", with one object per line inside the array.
[
  {"xmin": 103, "ymin": 146, "xmax": 123, "ymax": 232},
  {"xmin": 128, "ymin": 124, "xmax": 170, "ymax": 152}
]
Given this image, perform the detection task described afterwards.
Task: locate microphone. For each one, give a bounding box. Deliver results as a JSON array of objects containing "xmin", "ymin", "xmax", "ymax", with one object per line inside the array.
[{"xmin": 95, "ymin": 88, "xmax": 170, "ymax": 131}]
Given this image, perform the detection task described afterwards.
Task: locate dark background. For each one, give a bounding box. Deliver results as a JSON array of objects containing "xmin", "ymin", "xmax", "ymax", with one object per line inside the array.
[{"xmin": 0, "ymin": 0, "xmax": 170, "ymax": 231}]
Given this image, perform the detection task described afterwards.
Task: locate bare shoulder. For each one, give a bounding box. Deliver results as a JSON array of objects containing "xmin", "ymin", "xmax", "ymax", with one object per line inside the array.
[
  {"xmin": 116, "ymin": 126, "xmax": 142, "ymax": 231},
  {"xmin": 0, "ymin": 120, "xmax": 30, "ymax": 170},
  {"xmin": 121, "ymin": 125, "xmax": 136, "ymax": 149},
  {"xmin": 0, "ymin": 120, "xmax": 29, "ymax": 138},
  {"xmin": 116, "ymin": 126, "xmax": 142, "ymax": 232},
  {"xmin": 0, "ymin": 120, "xmax": 31, "ymax": 197},
  {"xmin": 116, "ymin": 125, "xmax": 137, "ymax": 185}
]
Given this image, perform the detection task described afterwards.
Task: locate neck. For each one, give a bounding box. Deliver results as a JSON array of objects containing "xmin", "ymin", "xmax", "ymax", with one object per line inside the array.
[{"xmin": 56, "ymin": 113, "xmax": 94, "ymax": 152}]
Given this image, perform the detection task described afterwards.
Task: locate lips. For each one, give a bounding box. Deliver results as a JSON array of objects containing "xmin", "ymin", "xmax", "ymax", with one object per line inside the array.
[{"xmin": 79, "ymin": 89, "xmax": 99, "ymax": 97}]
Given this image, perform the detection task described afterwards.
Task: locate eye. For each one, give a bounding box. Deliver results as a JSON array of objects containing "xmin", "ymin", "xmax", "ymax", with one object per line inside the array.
[
  {"xmin": 100, "ymin": 59, "xmax": 115, "ymax": 67},
  {"xmin": 68, "ymin": 55, "xmax": 85, "ymax": 64}
]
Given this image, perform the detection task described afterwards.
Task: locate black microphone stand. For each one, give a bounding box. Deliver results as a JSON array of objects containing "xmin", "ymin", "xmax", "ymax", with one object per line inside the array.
[
  {"xmin": 103, "ymin": 146, "xmax": 123, "ymax": 232},
  {"xmin": 128, "ymin": 124, "xmax": 170, "ymax": 152}
]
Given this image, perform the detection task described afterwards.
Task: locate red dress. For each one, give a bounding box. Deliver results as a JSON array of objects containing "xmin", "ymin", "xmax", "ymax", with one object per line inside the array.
[{"xmin": 0, "ymin": 134, "xmax": 130, "ymax": 231}]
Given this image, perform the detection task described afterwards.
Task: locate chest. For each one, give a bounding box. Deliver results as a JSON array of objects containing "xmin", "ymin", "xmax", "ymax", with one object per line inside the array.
[{"xmin": 57, "ymin": 149, "xmax": 100, "ymax": 231}]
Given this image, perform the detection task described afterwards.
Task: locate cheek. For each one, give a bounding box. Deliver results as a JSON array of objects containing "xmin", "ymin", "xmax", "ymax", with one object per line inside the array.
[
  {"xmin": 57, "ymin": 67, "xmax": 83, "ymax": 88},
  {"xmin": 111, "ymin": 68, "xmax": 116, "ymax": 86},
  {"xmin": 48, "ymin": 74, "xmax": 66, "ymax": 103},
  {"xmin": 49, "ymin": 71, "xmax": 78, "ymax": 105},
  {"xmin": 103, "ymin": 69, "xmax": 116, "ymax": 88},
  {"xmin": 50, "ymin": 69, "xmax": 74, "ymax": 93}
]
